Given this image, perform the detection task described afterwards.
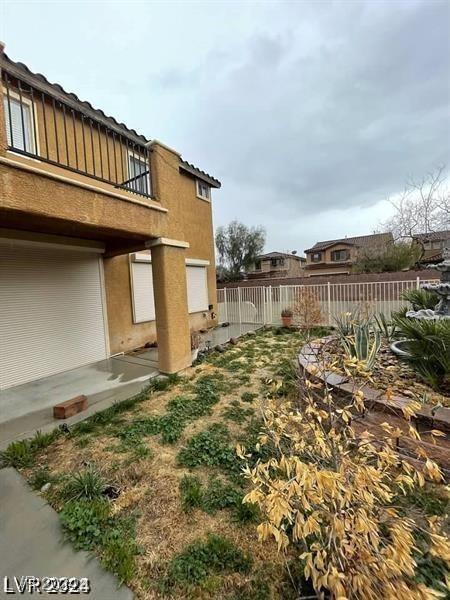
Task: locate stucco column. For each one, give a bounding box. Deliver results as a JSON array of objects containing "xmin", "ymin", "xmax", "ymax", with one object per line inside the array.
[{"xmin": 150, "ymin": 238, "xmax": 191, "ymax": 374}]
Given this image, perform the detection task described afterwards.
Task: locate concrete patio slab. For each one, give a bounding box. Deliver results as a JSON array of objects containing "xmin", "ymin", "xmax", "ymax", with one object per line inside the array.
[
  {"xmin": 0, "ymin": 357, "xmax": 158, "ymax": 448},
  {"xmin": 0, "ymin": 468, "xmax": 133, "ymax": 599}
]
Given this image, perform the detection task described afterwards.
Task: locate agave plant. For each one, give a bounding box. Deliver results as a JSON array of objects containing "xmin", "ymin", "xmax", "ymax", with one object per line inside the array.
[
  {"xmin": 374, "ymin": 313, "xmax": 397, "ymax": 342},
  {"xmin": 340, "ymin": 321, "xmax": 381, "ymax": 371}
]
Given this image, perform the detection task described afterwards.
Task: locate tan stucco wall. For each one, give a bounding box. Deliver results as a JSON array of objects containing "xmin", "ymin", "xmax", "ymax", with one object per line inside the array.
[{"xmin": 0, "ymin": 80, "xmax": 219, "ymax": 358}]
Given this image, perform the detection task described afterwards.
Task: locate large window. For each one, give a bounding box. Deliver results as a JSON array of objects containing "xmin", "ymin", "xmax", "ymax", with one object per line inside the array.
[
  {"xmin": 128, "ymin": 154, "xmax": 151, "ymax": 196},
  {"xmin": 3, "ymin": 95, "xmax": 35, "ymax": 153},
  {"xmin": 331, "ymin": 249, "xmax": 349, "ymax": 262}
]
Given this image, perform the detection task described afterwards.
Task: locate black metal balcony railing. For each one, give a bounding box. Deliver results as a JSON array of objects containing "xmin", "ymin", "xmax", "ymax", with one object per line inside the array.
[{"xmin": 2, "ymin": 69, "xmax": 152, "ymax": 198}]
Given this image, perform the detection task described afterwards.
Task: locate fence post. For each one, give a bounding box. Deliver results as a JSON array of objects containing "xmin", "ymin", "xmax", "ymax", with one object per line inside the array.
[
  {"xmin": 224, "ymin": 287, "xmax": 228, "ymax": 323},
  {"xmin": 416, "ymin": 276, "xmax": 420, "ymax": 289},
  {"xmin": 327, "ymin": 281, "xmax": 332, "ymax": 326},
  {"xmin": 268, "ymin": 285, "xmax": 272, "ymax": 324},
  {"xmin": 237, "ymin": 286, "xmax": 242, "ymax": 325}
]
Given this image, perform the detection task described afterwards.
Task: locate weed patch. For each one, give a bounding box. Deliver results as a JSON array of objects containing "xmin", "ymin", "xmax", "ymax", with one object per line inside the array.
[
  {"xmin": 165, "ymin": 534, "xmax": 251, "ymax": 588},
  {"xmin": 222, "ymin": 400, "xmax": 254, "ymax": 423}
]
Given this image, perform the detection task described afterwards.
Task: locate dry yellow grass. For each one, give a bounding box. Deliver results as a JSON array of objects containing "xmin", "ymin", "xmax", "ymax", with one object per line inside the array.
[{"xmin": 23, "ymin": 329, "xmax": 305, "ymax": 599}]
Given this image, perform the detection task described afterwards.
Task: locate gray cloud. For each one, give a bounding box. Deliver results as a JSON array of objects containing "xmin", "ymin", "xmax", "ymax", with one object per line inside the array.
[{"xmin": 3, "ymin": 0, "xmax": 449, "ymax": 251}]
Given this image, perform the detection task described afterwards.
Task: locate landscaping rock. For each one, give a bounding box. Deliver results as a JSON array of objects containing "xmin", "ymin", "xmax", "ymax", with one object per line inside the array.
[
  {"xmin": 40, "ymin": 483, "xmax": 51, "ymax": 493},
  {"xmin": 229, "ymin": 337, "xmax": 238, "ymax": 345},
  {"xmin": 221, "ymin": 322, "xmax": 230, "ymax": 327},
  {"xmin": 246, "ymin": 330, "xmax": 256, "ymax": 336},
  {"xmin": 215, "ymin": 344, "xmax": 226, "ymax": 353}
]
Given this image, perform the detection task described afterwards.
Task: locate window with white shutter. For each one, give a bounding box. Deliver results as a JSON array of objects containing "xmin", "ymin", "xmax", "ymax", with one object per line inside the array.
[
  {"xmin": 130, "ymin": 257, "xmax": 209, "ymax": 321},
  {"xmin": 3, "ymin": 96, "xmax": 35, "ymax": 153},
  {"xmin": 130, "ymin": 258, "xmax": 156, "ymax": 323},
  {"xmin": 186, "ymin": 266, "xmax": 208, "ymax": 313}
]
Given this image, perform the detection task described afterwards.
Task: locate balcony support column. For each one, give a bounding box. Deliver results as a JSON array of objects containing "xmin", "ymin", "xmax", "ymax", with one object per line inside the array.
[{"xmin": 149, "ymin": 238, "xmax": 192, "ymax": 374}]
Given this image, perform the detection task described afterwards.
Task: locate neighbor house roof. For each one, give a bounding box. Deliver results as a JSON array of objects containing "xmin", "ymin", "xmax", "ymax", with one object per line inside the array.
[
  {"xmin": 412, "ymin": 230, "xmax": 450, "ymax": 242},
  {"xmin": 305, "ymin": 232, "xmax": 393, "ymax": 253},
  {"xmin": 0, "ymin": 46, "xmax": 220, "ymax": 188},
  {"xmin": 256, "ymin": 252, "xmax": 306, "ymax": 262}
]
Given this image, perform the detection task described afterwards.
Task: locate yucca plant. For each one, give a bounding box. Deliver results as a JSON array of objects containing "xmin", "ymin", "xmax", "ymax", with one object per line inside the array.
[
  {"xmin": 341, "ymin": 321, "xmax": 381, "ymax": 370},
  {"xmin": 393, "ymin": 316, "xmax": 450, "ymax": 391},
  {"xmin": 401, "ymin": 288, "xmax": 439, "ymax": 311}
]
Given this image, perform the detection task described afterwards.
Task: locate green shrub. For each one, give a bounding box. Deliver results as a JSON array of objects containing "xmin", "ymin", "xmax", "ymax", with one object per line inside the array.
[
  {"xmin": 166, "ymin": 534, "xmax": 251, "ymax": 587},
  {"xmin": 61, "ymin": 467, "xmax": 108, "ymax": 502},
  {"xmin": 401, "ymin": 288, "xmax": 440, "ymax": 311},
  {"xmin": 353, "ymin": 241, "xmax": 421, "ymax": 273},
  {"xmin": 393, "ymin": 316, "xmax": 450, "ymax": 390}
]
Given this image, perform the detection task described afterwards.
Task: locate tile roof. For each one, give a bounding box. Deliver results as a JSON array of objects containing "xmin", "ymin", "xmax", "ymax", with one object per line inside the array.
[
  {"xmin": 179, "ymin": 160, "xmax": 221, "ymax": 188},
  {"xmin": 257, "ymin": 252, "xmax": 305, "ymax": 261},
  {"xmin": 0, "ymin": 48, "xmax": 148, "ymax": 145},
  {"xmin": 412, "ymin": 230, "xmax": 450, "ymax": 242},
  {"xmin": 305, "ymin": 232, "xmax": 393, "ymax": 253},
  {"xmin": 0, "ymin": 46, "xmax": 220, "ymax": 187}
]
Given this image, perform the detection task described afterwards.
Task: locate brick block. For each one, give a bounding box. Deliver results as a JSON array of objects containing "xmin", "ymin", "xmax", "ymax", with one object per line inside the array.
[{"xmin": 53, "ymin": 395, "xmax": 88, "ymax": 419}]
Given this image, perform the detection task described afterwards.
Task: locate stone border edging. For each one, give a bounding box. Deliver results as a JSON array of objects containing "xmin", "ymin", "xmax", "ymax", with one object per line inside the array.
[{"xmin": 298, "ymin": 336, "xmax": 450, "ymax": 434}]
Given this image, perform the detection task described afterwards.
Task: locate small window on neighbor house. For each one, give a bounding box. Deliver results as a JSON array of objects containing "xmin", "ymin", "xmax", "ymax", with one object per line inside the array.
[
  {"xmin": 196, "ymin": 180, "xmax": 211, "ymax": 200},
  {"xmin": 432, "ymin": 240, "xmax": 444, "ymax": 249},
  {"xmin": 331, "ymin": 249, "xmax": 349, "ymax": 262},
  {"xmin": 128, "ymin": 154, "xmax": 151, "ymax": 196},
  {"xmin": 3, "ymin": 95, "xmax": 35, "ymax": 153},
  {"xmin": 311, "ymin": 252, "xmax": 322, "ymax": 262},
  {"xmin": 255, "ymin": 260, "xmax": 261, "ymax": 270}
]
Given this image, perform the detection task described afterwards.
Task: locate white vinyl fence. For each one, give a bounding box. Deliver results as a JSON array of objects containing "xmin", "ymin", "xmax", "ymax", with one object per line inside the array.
[{"xmin": 217, "ymin": 278, "xmax": 440, "ymax": 327}]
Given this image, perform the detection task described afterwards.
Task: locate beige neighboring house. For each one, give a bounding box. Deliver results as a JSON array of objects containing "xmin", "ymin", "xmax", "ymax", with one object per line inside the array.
[
  {"xmin": 0, "ymin": 44, "xmax": 221, "ymax": 388},
  {"xmin": 412, "ymin": 230, "xmax": 450, "ymax": 264},
  {"xmin": 246, "ymin": 252, "xmax": 305, "ymax": 280},
  {"xmin": 304, "ymin": 233, "xmax": 394, "ymax": 277}
]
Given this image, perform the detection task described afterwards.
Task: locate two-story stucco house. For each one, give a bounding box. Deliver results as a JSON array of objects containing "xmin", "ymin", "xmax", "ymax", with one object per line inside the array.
[
  {"xmin": 304, "ymin": 233, "xmax": 393, "ymax": 277},
  {"xmin": 246, "ymin": 252, "xmax": 305, "ymax": 280},
  {"xmin": 0, "ymin": 45, "xmax": 221, "ymax": 391}
]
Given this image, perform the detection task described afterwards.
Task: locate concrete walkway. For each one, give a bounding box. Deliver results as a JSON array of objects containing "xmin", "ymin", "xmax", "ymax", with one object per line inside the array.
[
  {"xmin": 0, "ymin": 468, "xmax": 133, "ymax": 599},
  {"xmin": 0, "ymin": 356, "xmax": 158, "ymax": 449}
]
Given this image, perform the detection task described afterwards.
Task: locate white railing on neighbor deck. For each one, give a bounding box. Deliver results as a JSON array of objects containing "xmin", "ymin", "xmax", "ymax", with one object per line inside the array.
[{"xmin": 217, "ymin": 277, "xmax": 440, "ymax": 326}]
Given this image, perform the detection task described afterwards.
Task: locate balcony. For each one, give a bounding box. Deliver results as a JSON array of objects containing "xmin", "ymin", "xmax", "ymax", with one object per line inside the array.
[{"xmin": 1, "ymin": 67, "xmax": 152, "ymax": 199}]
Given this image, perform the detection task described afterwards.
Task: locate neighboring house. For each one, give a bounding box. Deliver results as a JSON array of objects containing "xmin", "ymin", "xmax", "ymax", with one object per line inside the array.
[
  {"xmin": 304, "ymin": 233, "xmax": 393, "ymax": 277},
  {"xmin": 412, "ymin": 230, "xmax": 450, "ymax": 264},
  {"xmin": 246, "ymin": 252, "xmax": 305, "ymax": 279},
  {"xmin": 0, "ymin": 44, "xmax": 221, "ymax": 389}
]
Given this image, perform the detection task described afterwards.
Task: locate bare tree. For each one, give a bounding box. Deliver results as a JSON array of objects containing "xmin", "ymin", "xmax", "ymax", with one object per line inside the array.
[{"xmin": 382, "ymin": 165, "xmax": 450, "ymax": 241}]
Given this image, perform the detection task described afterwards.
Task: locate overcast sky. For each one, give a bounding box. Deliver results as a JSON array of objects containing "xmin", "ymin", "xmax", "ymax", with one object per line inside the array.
[{"xmin": 1, "ymin": 0, "xmax": 449, "ymax": 253}]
